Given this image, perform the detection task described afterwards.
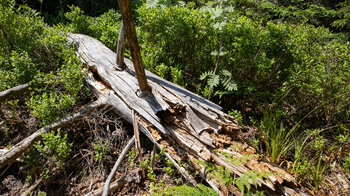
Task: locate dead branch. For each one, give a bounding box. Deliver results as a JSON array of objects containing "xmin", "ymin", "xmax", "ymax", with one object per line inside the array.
[
  {"xmin": 0, "ymin": 100, "xmax": 104, "ymax": 170},
  {"xmin": 102, "ymin": 136, "xmax": 135, "ymax": 196},
  {"xmin": 20, "ymin": 176, "xmax": 44, "ymax": 196},
  {"xmin": 117, "ymin": 0, "xmax": 150, "ymax": 93},
  {"xmin": 0, "ymin": 83, "xmax": 30, "ymax": 102},
  {"xmin": 86, "ymin": 176, "xmax": 126, "ymax": 196},
  {"xmin": 133, "ymin": 111, "xmax": 145, "ymax": 178}
]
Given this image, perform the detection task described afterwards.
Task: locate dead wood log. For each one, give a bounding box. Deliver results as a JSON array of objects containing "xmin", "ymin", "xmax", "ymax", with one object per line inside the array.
[
  {"xmin": 102, "ymin": 136, "xmax": 135, "ymax": 196},
  {"xmin": 0, "ymin": 100, "xmax": 103, "ymax": 170},
  {"xmin": 84, "ymin": 70, "xmax": 199, "ymax": 187},
  {"xmin": 69, "ymin": 33, "xmax": 310, "ymax": 195},
  {"xmin": 0, "ymin": 83, "xmax": 30, "ymax": 102}
]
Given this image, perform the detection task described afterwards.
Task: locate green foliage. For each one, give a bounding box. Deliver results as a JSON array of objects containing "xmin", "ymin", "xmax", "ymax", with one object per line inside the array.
[
  {"xmin": 235, "ymin": 170, "xmax": 267, "ymax": 195},
  {"xmin": 312, "ymin": 153, "xmax": 326, "ymax": 190},
  {"xmin": 65, "ymin": 6, "xmax": 121, "ymax": 50},
  {"xmin": 260, "ymin": 106, "xmax": 295, "ymax": 164},
  {"xmin": 332, "ymin": 0, "xmax": 350, "ymax": 32},
  {"xmin": 138, "ymin": 4, "xmax": 216, "ymax": 88},
  {"xmin": 128, "ymin": 148, "xmax": 136, "ymax": 167},
  {"xmin": 34, "ymin": 129, "xmax": 72, "ymax": 168},
  {"xmin": 164, "ymin": 157, "xmax": 175, "ymax": 176},
  {"xmin": 0, "ymin": 1, "xmax": 85, "ymax": 126},
  {"xmin": 147, "ymin": 166, "xmax": 157, "ymax": 183},
  {"xmin": 342, "ymin": 154, "xmax": 350, "ymax": 172},
  {"xmin": 228, "ymin": 109, "xmax": 243, "ymax": 124},
  {"xmin": 200, "ymin": 69, "xmax": 237, "ymax": 99},
  {"xmin": 151, "ymin": 183, "xmax": 218, "ymax": 196},
  {"xmin": 201, "ymin": 158, "xmax": 268, "ymax": 194},
  {"xmin": 38, "ymin": 191, "xmax": 47, "ymax": 196},
  {"xmin": 93, "ymin": 139, "xmax": 109, "ymax": 162}
]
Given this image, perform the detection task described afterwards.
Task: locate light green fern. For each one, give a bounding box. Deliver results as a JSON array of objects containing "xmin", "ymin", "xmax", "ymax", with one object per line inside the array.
[{"xmin": 200, "ymin": 69, "xmax": 237, "ymax": 99}]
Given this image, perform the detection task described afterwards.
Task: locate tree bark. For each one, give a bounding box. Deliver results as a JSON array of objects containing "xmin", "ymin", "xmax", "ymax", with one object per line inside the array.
[{"xmin": 117, "ymin": 0, "xmax": 150, "ymax": 93}]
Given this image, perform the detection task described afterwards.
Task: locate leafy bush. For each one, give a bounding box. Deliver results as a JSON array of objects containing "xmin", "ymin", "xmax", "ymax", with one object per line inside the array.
[
  {"xmin": 0, "ymin": 1, "xmax": 84, "ymax": 125},
  {"xmin": 34, "ymin": 129, "xmax": 72, "ymax": 168},
  {"xmin": 65, "ymin": 5, "xmax": 121, "ymax": 50},
  {"xmin": 138, "ymin": 4, "xmax": 216, "ymax": 87}
]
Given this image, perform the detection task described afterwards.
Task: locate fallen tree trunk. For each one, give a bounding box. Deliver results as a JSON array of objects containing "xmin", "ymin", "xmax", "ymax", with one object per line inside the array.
[{"xmin": 68, "ymin": 33, "xmax": 310, "ymax": 195}]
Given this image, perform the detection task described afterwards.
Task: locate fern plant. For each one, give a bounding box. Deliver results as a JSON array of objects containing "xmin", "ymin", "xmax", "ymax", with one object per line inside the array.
[
  {"xmin": 200, "ymin": 159, "xmax": 269, "ymax": 194},
  {"xmin": 200, "ymin": 69, "xmax": 237, "ymax": 100}
]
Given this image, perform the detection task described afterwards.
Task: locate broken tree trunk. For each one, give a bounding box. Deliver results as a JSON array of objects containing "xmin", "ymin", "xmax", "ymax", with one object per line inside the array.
[{"xmin": 68, "ymin": 33, "xmax": 309, "ymax": 195}]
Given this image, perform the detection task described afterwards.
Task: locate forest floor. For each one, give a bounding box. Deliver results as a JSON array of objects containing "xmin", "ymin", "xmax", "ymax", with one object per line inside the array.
[
  {"xmin": 0, "ymin": 100, "xmax": 349, "ymax": 195},
  {"xmin": 0, "ymin": 102, "xmax": 184, "ymax": 195}
]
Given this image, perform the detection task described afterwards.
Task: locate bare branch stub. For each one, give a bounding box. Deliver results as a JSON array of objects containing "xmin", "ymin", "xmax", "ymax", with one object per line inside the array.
[{"xmin": 117, "ymin": 0, "xmax": 150, "ymax": 93}]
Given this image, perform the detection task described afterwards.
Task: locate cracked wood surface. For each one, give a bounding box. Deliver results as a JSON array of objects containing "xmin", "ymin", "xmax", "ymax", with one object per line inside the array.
[{"xmin": 69, "ymin": 33, "xmax": 310, "ymax": 195}]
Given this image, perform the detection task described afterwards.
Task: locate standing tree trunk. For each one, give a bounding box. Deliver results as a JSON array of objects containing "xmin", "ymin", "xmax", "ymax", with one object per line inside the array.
[{"xmin": 117, "ymin": 0, "xmax": 150, "ymax": 94}]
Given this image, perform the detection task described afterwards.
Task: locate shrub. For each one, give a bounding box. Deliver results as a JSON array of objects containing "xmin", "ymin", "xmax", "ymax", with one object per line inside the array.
[
  {"xmin": 0, "ymin": 1, "xmax": 84, "ymax": 125},
  {"xmin": 65, "ymin": 6, "xmax": 121, "ymax": 50}
]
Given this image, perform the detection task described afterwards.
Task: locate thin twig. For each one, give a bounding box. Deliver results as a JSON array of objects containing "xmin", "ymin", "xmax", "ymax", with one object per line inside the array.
[
  {"xmin": 133, "ymin": 110, "xmax": 145, "ymax": 178},
  {"xmin": 102, "ymin": 136, "xmax": 135, "ymax": 196}
]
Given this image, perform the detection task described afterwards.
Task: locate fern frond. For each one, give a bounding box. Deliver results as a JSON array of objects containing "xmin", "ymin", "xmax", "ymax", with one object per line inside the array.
[
  {"xmin": 220, "ymin": 70, "xmax": 237, "ymax": 92},
  {"xmin": 208, "ymin": 74, "xmax": 220, "ymax": 88},
  {"xmin": 199, "ymin": 71, "xmax": 214, "ymax": 80}
]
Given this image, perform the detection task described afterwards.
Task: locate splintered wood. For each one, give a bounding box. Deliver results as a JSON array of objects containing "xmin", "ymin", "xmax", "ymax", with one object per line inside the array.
[{"xmin": 68, "ymin": 33, "xmax": 310, "ymax": 195}]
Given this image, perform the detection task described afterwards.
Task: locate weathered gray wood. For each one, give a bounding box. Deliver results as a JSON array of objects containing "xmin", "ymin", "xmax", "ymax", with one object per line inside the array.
[
  {"xmin": 84, "ymin": 72, "xmax": 198, "ymax": 187},
  {"xmin": 0, "ymin": 83, "xmax": 30, "ymax": 102},
  {"xmin": 70, "ymin": 34, "xmax": 309, "ymax": 195},
  {"xmin": 69, "ymin": 34, "xmax": 170, "ymax": 135},
  {"xmin": 116, "ymin": 21, "xmax": 127, "ymax": 70},
  {"xmin": 0, "ymin": 100, "xmax": 103, "ymax": 169}
]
